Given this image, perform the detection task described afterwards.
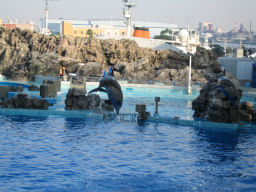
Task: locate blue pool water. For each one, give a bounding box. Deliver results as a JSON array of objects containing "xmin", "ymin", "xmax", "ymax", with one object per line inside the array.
[
  {"xmin": 1, "ymin": 116, "xmax": 256, "ymax": 191},
  {"xmin": 0, "ymin": 81, "xmax": 256, "ymax": 191}
]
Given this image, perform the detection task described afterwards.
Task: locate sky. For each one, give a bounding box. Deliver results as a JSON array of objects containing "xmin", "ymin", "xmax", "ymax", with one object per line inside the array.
[{"xmin": 0, "ymin": 0, "xmax": 255, "ymax": 32}]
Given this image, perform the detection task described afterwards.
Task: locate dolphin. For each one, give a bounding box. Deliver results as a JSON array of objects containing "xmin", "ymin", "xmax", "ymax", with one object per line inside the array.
[{"xmin": 88, "ymin": 76, "xmax": 123, "ymax": 114}]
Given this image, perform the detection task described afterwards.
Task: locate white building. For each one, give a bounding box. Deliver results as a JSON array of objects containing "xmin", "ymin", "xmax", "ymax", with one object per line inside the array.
[{"xmin": 218, "ymin": 56, "xmax": 256, "ymax": 86}]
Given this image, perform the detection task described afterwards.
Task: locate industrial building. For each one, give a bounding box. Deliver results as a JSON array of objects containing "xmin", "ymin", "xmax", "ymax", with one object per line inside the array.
[{"xmin": 41, "ymin": 18, "xmax": 176, "ymax": 38}]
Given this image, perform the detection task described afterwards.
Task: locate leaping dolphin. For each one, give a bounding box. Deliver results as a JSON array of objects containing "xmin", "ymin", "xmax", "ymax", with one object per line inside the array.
[{"xmin": 88, "ymin": 76, "xmax": 123, "ymax": 114}]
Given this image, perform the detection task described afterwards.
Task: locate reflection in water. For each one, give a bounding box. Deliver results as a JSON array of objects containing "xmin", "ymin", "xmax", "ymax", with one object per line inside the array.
[
  {"xmin": 186, "ymin": 100, "xmax": 192, "ymax": 109},
  {"xmin": 65, "ymin": 117, "xmax": 89, "ymax": 130},
  {"xmin": 191, "ymin": 127, "xmax": 246, "ymax": 181},
  {"xmin": 63, "ymin": 116, "xmax": 107, "ymax": 145},
  {"xmin": 199, "ymin": 129, "xmax": 239, "ymax": 149}
]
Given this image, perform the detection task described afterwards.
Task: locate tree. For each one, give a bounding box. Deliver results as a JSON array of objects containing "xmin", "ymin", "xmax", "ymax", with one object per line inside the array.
[
  {"xmin": 86, "ymin": 29, "xmax": 93, "ymax": 39},
  {"xmin": 210, "ymin": 44, "xmax": 225, "ymax": 57},
  {"xmin": 153, "ymin": 29, "xmax": 174, "ymax": 40},
  {"xmin": 226, "ymin": 47, "xmax": 233, "ymax": 55},
  {"xmin": 174, "ymin": 31, "xmax": 179, "ymax": 36},
  {"xmin": 160, "ymin": 29, "xmax": 172, "ymax": 35},
  {"xmin": 153, "ymin": 35, "xmax": 173, "ymax": 40}
]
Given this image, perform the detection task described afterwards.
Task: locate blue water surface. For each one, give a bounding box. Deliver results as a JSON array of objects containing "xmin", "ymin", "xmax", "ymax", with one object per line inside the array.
[
  {"xmin": 0, "ymin": 115, "xmax": 256, "ymax": 191},
  {"xmin": 0, "ymin": 81, "xmax": 256, "ymax": 191}
]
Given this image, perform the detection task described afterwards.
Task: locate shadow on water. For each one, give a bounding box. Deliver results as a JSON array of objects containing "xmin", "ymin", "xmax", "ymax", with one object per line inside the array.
[
  {"xmin": 64, "ymin": 117, "xmax": 90, "ymax": 130},
  {"xmin": 5, "ymin": 115, "xmax": 48, "ymax": 124},
  {"xmin": 64, "ymin": 117, "xmax": 104, "ymax": 130}
]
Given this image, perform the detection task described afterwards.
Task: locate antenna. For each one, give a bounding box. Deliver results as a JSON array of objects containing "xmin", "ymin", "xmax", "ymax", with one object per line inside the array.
[
  {"xmin": 123, "ymin": 0, "xmax": 136, "ymax": 37},
  {"xmin": 43, "ymin": 0, "xmax": 60, "ymax": 34},
  {"xmin": 45, "ymin": 0, "xmax": 49, "ymax": 31}
]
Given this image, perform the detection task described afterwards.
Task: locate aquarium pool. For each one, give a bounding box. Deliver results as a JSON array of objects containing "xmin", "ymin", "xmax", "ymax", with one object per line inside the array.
[
  {"xmin": 1, "ymin": 115, "xmax": 256, "ymax": 191},
  {"xmin": 0, "ymin": 82, "xmax": 256, "ymax": 191}
]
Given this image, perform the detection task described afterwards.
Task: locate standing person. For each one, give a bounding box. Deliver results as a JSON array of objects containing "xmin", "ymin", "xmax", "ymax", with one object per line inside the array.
[{"xmin": 59, "ymin": 66, "xmax": 64, "ymax": 80}]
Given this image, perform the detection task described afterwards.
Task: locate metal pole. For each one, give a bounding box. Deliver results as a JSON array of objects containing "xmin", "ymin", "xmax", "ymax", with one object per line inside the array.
[
  {"xmin": 188, "ymin": 55, "xmax": 192, "ymax": 95},
  {"xmin": 154, "ymin": 97, "xmax": 160, "ymax": 117},
  {"xmin": 127, "ymin": 9, "xmax": 131, "ymax": 37},
  {"xmin": 45, "ymin": 0, "xmax": 48, "ymax": 32}
]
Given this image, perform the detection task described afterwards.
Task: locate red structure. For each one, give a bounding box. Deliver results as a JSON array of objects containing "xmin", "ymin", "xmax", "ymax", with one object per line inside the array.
[
  {"xmin": 133, "ymin": 27, "xmax": 150, "ymax": 39},
  {"xmin": 3, "ymin": 24, "xmax": 16, "ymax": 29}
]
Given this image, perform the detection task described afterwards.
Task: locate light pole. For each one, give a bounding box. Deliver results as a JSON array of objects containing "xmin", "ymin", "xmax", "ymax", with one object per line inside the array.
[
  {"xmin": 186, "ymin": 17, "xmax": 192, "ymax": 95},
  {"xmin": 188, "ymin": 55, "xmax": 192, "ymax": 95}
]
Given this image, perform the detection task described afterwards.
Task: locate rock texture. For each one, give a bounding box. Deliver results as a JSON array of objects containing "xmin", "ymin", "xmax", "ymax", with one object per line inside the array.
[
  {"xmin": 8, "ymin": 85, "xmax": 23, "ymax": 92},
  {"xmin": 65, "ymin": 88, "xmax": 113, "ymax": 111},
  {"xmin": 28, "ymin": 84, "xmax": 40, "ymax": 91},
  {"xmin": 192, "ymin": 73, "xmax": 256, "ymax": 124},
  {"xmin": 239, "ymin": 101, "xmax": 256, "ymax": 123},
  {"xmin": 193, "ymin": 46, "xmax": 221, "ymax": 73},
  {"xmin": 0, "ymin": 27, "xmax": 220, "ymax": 83},
  {"xmin": 0, "ymin": 93, "xmax": 49, "ymax": 110}
]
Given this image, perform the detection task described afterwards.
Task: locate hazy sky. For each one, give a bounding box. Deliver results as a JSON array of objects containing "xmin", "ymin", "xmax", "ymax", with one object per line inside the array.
[{"xmin": 0, "ymin": 0, "xmax": 255, "ymax": 32}]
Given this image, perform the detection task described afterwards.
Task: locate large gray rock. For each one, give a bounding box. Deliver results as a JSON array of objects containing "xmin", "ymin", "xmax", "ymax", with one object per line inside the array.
[
  {"xmin": 101, "ymin": 99, "xmax": 114, "ymax": 112},
  {"xmin": 65, "ymin": 88, "xmax": 115, "ymax": 112},
  {"xmin": 28, "ymin": 85, "xmax": 40, "ymax": 91},
  {"xmin": 71, "ymin": 62, "xmax": 102, "ymax": 78},
  {"xmin": 65, "ymin": 88, "xmax": 87, "ymax": 110},
  {"xmin": 86, "ymin": 94, "xmax": 101, "ymax": 110},
  {"xmin": 0, "ymin": 27, "xmax": 220, "ymax": 83},
  {"xmin": 0, "ymin": 93, "xmax": 49, "ymax": 110},
  {"xmin": 192, "ymin": 73, "xmax": 241, "ymax": 123},
  {"xmin": 193, "ymin": 73, "xmax": 256, "ymax": 124}
]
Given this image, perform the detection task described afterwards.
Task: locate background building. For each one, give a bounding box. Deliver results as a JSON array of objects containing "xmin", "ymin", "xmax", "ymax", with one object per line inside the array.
[
  {"xmin": 62, "ymin": 21, "xmax": 128, "ymax": 37},
  {"xmin": 41, "ymin": 18, "xmax": 176, "ymax": 38},
  {"xmin": 218, "ymin": 56, "xmax": 256, "ymax": 86},
  {"xmin": 1, "ymin": 19, "xmax": 34, "ymax": 31},
  {"xmin": 198, "ymin": 22, "xmax": 215, "ymax": 33}
]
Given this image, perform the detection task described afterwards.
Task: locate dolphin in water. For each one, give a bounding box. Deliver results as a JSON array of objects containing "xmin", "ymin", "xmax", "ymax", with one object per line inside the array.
[{"xmin": 88, "ymin": 76, "xmax": 123, "ymax": 114}]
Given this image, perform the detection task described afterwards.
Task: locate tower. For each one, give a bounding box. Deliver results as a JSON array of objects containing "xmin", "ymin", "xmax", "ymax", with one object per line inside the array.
[
  {"xmin": 123, "ymin": 0, "xmax": 136, "ymax": 37},
  {"xmin": 45, "ymin": 0, "xmax": 49, "ymax": 32}
]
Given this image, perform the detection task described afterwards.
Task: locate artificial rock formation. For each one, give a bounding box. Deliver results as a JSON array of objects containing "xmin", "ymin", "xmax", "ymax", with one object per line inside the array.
[
  {"xmin": 192, "ymin": 73, "xmax": 256, "ymax": 124},
  {"xmin": 0, "ymin": 27, "xmax": 220, "ymax": 83},
  {"xmin": 65, "ymin": 88, "xmax": 113, "ymax": 112},
  {"xmin": 28, "ymin": 84, "xmax": 40, "ymax": 91},
  {"xmin": 239, "ymin": 101, "xmax": 256, "ymax": 123},
  {"xmin": 0, "ymin": 93, "xmax": 49, "ymax": 110}
]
